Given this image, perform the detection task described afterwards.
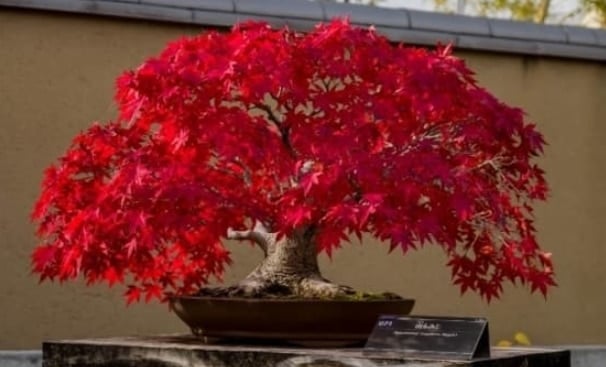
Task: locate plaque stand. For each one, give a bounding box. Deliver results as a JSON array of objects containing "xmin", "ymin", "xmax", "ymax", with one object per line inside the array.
[{"xmin": 364, "ymin": 316, "xmax": 492, "ymax": 361}]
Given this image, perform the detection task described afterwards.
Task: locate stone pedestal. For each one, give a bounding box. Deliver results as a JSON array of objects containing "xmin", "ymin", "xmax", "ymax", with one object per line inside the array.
[{"xmin": 42, "ymin": 335, "xmax": 570, "ymax": 367}]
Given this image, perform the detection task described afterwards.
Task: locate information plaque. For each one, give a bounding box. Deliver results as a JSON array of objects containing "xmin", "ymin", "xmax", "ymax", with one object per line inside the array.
[{"xmin": 364, "ymin": 315, "xmax": 490, "ymax": 361}]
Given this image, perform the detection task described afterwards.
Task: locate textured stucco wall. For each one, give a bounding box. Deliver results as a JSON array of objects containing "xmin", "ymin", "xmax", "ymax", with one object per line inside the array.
[{"xmin": 1, "ymin": 9, "xmax": 605, "ymax": 349}]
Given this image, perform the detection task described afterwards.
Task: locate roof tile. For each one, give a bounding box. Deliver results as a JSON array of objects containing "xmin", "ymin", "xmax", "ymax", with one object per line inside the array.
[
  {"xmin": 235, "ymin": 0, "xmax": 323, "ymax": 20},
  {"xmin": 489, "ymin": 18, "xmax": 567, "ymax": 43},
  {"xmin": 409, "ymin": 10, "xmax": 489, "ymax": 36},
  {"xmin": 94, "ymin": 1, "xmax": 194, "ymax": 23},
  {"xmin": 193, "ymin": 10, "xmax": 239, "ymax": 27},
  {"xmin": 396, "ymin": 29, "xmax": 457, "ymax": 46},
  {"xmin": 322, "ymin": 2, "xmax": 409, "ymax": 28},
  {"xmin": 564, "ymin": 26, "xmax": 599, "ymax": 45},
  {"xmin": 142, "ymin": 0, "xmax": 233, "ymax": 12},
  {"xmin": 594, "ymin": 29, "xmax": 606, "ymax": 47},
  {"xmin": 457, "ymin": 35, "xmax": 540, "ymax": 54}
]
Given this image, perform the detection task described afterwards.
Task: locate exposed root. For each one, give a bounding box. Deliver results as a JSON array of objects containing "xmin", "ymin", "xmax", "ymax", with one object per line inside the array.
[{"xmin": 295, "ymin": 277, "xmax": 356, "ymax": 298}]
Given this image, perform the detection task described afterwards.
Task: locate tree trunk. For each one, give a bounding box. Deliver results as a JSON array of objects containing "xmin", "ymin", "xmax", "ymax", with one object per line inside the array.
[
  {"xmin": 534, "ymin": 0, "xmax": 551, "ymax": 23},
  {"xmin": 223, "ymin": 224, "xmax": 355, "ymax": 298}
]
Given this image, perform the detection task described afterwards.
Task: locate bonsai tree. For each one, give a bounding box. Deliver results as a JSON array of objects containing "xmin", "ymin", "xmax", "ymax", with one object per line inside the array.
[{"xmin": 31, "ymin": 20, "xmax": 554, "ymax": 303}]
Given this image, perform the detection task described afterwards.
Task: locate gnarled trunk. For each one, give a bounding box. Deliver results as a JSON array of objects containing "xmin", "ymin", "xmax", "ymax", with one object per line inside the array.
[{"xmin": 223, "ymin": 223, "xmax": 355, "ymax": 298}]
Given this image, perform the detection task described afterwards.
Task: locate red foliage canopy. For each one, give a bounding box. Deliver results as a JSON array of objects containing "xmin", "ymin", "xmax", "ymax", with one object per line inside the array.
[{"xmin": 31, "ymin": 20, "xmax": 554, "ymax": 303}]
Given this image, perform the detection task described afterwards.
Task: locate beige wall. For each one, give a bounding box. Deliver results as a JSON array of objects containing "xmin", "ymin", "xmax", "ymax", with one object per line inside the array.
[{"xmin": 1, "ymin": 9, "xmax": 606, "ymax": 349}]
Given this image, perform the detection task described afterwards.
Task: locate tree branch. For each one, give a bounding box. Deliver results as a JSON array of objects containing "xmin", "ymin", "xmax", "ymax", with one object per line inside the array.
[
  {"xmin": 255, "ymin": 103, "xmax": 282, "ymax": 127},
  {"xmin": 227, "ymin": 221, "xmax": 270, "ymax": 256},
  {"xmin": 347, "ymin": 173, "xmax": 364, "ymax": 202},
  {"xmin": 254, "ymin": 103, "xmax": 296, "ymax": 158}
]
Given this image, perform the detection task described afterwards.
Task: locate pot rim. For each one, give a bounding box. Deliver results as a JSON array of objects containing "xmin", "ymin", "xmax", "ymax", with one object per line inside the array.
[{"xmin": 171, "ymin": 295, "xmax": 415, "ymax": 304}]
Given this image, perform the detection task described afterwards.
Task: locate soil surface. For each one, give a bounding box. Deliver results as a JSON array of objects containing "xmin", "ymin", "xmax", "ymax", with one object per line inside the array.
[{"xmin": 195, "ymin": 285, "xmax": 403, "ymax": 300}]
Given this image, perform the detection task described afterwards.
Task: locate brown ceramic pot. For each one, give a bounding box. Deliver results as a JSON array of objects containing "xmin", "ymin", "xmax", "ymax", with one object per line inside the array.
[{"xmin": 171, "ymin": 296, "xmax": 415, "ymax": 347}]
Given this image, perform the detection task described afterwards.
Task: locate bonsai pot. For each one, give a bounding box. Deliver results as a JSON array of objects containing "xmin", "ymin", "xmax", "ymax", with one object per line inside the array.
[{"xmin": 171, "ymin": 296, "xmax": 415, "ymax": 346}]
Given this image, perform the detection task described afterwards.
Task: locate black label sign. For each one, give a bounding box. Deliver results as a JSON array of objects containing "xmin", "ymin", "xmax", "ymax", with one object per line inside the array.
[{"xmin": 364, "ymin": 315, "xmax": 490, "ymax": 361}]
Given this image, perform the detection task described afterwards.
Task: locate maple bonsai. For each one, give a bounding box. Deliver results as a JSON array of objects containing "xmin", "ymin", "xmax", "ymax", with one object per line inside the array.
[{"xmin": 31, "ymin": 20, "xmax": 554, "ymax": 304}]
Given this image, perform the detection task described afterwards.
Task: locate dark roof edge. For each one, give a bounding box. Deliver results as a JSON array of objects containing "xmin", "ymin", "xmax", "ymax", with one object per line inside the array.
[{"xmin": 2, "ymin": 0, "xmax": 606, "ymax": 61}]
